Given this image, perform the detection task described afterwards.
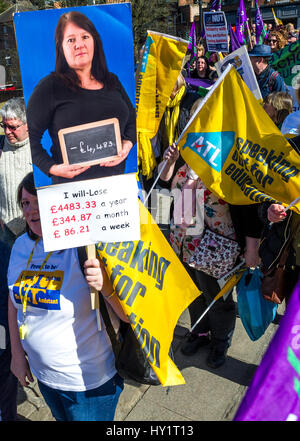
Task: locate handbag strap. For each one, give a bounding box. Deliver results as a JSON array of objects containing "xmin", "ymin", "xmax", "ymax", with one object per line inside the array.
[
  {"xmin": 76, "ymin": 245, "xmax": 120, "ymax": 353},
  {"xmin": 0, "ymin": 135, "xmax": 4, "ymax": 158},
  {"xmin": 98, "ymin": 293, "xmax": 121, "ymax": 356},
  {"xmin": 277, "ymin": 235, "xmax": 293, "ymax": 268}
]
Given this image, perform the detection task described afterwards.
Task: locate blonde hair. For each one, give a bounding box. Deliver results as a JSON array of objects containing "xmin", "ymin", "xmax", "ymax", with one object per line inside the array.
[
  {"xmin": 175, "ymin": 72, "xmax": 186, "ymax": 91},
  {"xmin": 190, "ymin": 97, "xmax": 204, "ymax": 118},
  {"xmin": 196, "ymin": 44, "xmax": 205, "ymax": 57},
  {"xmin": 263, "ymin": 91, "xmax": 293, "ymax": 126},
  {"xmin": 285, "ymin": 23, "xmax": 295, "ymax": 33},
  {"xmin": 170, "ymin": 72, "xmax": 186, "ymax": 99}
]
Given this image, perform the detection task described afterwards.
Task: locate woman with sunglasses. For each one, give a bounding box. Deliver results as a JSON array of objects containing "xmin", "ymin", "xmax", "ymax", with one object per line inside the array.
[
  {"xmin": 266, "ymin": 31, "xmax": 287, "ymax": 53},
  {"xmin": 0, "ymin": 97, "xmax": 32, "ymax": 248}
]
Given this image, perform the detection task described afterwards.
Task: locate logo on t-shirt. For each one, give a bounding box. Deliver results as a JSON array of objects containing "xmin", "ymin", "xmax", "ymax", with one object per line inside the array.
[{"xmin": 13, "ymin": 270, "xmax": 64, "ymax": 310}]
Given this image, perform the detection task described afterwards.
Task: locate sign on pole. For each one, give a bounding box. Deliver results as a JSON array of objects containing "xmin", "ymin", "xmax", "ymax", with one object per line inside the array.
[{"xmin": 203, "ymin": 11, "xmax": 229, "ymax": 53}]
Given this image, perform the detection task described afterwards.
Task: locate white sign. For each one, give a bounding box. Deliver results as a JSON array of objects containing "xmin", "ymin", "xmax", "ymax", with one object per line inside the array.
[
  {"xmin": 38, "ymin": 173, "xmax": 141, "ymax": 252},
  {"xmin": 215, "ymin": 45, "xmax": 262, "ymax": 101},
  {"xmin": 204, "ymin": 11, "xmax": 229, "ymax": 53},
  {"xmin": 0, "ymin": 65, "xmax": 5, "ymax": 87}
]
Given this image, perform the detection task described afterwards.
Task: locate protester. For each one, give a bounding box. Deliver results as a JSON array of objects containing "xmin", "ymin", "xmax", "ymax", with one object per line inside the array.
[
  {"xmin": 164, "ymin": 73, "xmax": 187, "ymax": 148},
  {"xmin": 7, "ymin": 172, "xmax": 128, "ymax": 421},
  {"xmin": 259, "ymin": 134, "xmax": 300, "ymax": 305},
  {"xmin": 157, "ymin": 99, "xmax": 261, "ymax": 368},
  {"xmin": 285, "ymin": 22, "xmax": 295, "ymax": 35},
  {"xmin": 0, "ymin": 239, "xmax": 18, "ymax": 421},
  {"xmin": 266, "ymin": 30, "xmax": 287, "ymax": 53},
  {"xmin": 191, "ymin": 56, "xmax": 212, "ymax": 81},
  {"xmin": 263, "ymin": 91, "xmax": 293, "ymax": 129},
  {"xmin": 0, "ymin": 97, "xmax": 32, "ymax": 248},
  {"xmin": 197, "ymin": 44, "xmax": 205, "ymax": 58},
  {"xmin": 287, "ymin": 31, "xmax": 299, "ymax": 44},
  {"xmin": 26, "ymin": 11, "xmax": 136, "ymax": 185},
  {"xmin": 248, "ymin": 44, "xmax": 286, "ymax": 99}
]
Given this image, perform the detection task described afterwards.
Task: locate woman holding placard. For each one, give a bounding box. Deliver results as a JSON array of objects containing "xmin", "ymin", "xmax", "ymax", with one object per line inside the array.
[
  {"xmin": 27, "ymin": 11, "xmax": 136, "ymax": 184},
  {"xmin": 7, "ymin": 172, "xmax": 127, "ymax": 421}
]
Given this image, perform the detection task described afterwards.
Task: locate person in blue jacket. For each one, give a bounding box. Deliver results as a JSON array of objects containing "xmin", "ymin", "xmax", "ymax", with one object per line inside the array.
[
  {"xmin": 248, "ymin": 44, "xmax": 287, "ymax": 99},
  {"xmin": 0, "ymin": 239, "xmax": 18, "ymax": 421}
]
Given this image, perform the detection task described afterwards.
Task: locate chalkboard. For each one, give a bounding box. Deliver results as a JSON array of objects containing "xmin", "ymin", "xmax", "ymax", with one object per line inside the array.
[{"xmin": 58, "ymin": 118, "xmax": 122, "ymax": 167}]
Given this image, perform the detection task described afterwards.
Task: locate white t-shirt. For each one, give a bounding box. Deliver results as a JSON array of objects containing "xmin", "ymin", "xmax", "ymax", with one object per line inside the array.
[{"xmin": 8, "ymin": 234, "xmax": 116, "ymax": 391}]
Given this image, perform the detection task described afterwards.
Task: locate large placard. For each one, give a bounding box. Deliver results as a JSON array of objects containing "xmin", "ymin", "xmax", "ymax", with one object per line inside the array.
[
  {"xmin": 215, "ymin": 45, "xmax": 262, "ymax": 101},
  {"xmin": 37, "ymin": 173, "xmax": 140, "ymax": 252},
  {"xmin": 14, "ymin": 4, "xmax": 137, "ymax": 189},
  {"xmin": 204, "ymin": 11, "xmax": 229, "ymax": 53}
]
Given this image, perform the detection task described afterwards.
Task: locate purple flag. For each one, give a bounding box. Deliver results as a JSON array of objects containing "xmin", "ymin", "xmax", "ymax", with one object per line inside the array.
[
  {"xmin": 255, "ymin": 0, "xmax": 266, "ymax": 44},
  {"xmin": 236, "ymin": 0, "xmax": 247, "ymax": 45},
  {"xmin": 187, "ymin": 21, "xmax": 197, "ymax": 59},
  {"xmin": 234, "ymin": 280, "xmax": 300, "ymax": 421},
  {"xmin": 187, "ymin": 21, "xmax": 197, "ymax": 76},
  {"xmin": 230, "ymin": 25, "xmax": 241, "ymax": 52},
  {"xmin": 210, "ymin": 0, "xmax": 222, "ymax": 11},
  {"xmin": 185, "ymin": 77, "xmax": 213, "ymax": 89}
]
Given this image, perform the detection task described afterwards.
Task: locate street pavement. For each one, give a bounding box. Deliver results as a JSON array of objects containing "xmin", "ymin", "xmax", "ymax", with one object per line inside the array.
[{"xmin": 16, "ymin": 298, "xmax": 284, "ymax": 422}]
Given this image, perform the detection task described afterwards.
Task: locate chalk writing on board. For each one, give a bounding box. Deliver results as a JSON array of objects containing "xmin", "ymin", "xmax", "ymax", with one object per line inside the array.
[{"xmin": 58, "ymin": 118, "xmax": 122, "ymax": 167}]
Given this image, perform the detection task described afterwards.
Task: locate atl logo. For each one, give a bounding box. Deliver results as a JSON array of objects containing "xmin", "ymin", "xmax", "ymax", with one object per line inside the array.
[{"xmin": 182, "ymin": 131, "xmax": 235, "ymax": 172}]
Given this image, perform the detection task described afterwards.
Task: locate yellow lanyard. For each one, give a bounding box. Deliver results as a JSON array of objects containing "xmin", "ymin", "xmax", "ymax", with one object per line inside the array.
[{"xmin": 19, "ymin": 238, "xmax": 53, "ymax": 339}]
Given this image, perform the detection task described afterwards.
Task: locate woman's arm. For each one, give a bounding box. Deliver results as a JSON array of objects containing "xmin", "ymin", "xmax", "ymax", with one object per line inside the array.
[
  {"xmin": 84, "ymin": 258, "xmax": 129, "ymax": 323},
  {"xmin": 115, "ymin": 76, "xmax": 137, "ymax": 146},
  {"xmin": 100, "ymin": 76, "xmax": 136, "ymax": 168},
  {"xmin": 8, "ymin": 297, "xmax": 34, "ymax": 387},
  {"xmin": 159, "ymin": 143, "xmax": 179, "ymax": 182},
  {"xmin": 244, "ymin": 236, "xmax": 261, "ymax": 268}
]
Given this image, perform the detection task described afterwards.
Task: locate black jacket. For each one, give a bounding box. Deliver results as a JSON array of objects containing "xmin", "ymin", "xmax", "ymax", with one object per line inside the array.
[{"xmin": 258, "ymin": 134, "xmax": 300, "ymax": 271}]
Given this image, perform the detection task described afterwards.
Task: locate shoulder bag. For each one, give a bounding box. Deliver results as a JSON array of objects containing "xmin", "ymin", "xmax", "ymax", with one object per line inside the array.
[
  {"xmin": 188, "ymin": 227, "xmax": 241, "ymax": 279},
  {"xmin": 77, "ymin": 246, "xmax": 160, "ymax": 386},
  {"xmin": 260, "ymin": 237, "xmax": 293, "ymax": 304}
]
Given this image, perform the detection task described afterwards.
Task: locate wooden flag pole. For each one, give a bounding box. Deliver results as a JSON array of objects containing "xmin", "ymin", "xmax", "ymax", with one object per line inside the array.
[{"xmin": 87, "ymin": 244, "xmax": 101, "ymax": 330}]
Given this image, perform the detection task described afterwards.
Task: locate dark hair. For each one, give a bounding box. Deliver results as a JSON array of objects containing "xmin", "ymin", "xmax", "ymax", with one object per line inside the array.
[
  {"xmin": 53, "ymin": 11, "xmax": 116, "ymax": 90},
  {"xmin": 197, "ymin": 56, "xmax": 210, "ymax": 77},
  {"xmin": 17, "ymin": 172, "xmax": 39, "ymax": 241}
]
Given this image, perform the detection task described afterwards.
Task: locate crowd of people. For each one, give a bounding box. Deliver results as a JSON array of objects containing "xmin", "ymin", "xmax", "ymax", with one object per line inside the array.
[
  {"xmin": 0, "ymin": 15, "xmax": 299, "ymax": 422},
  {"xmin": 139, "ymin": 17, "xmax": 300, "ymax": 404}
]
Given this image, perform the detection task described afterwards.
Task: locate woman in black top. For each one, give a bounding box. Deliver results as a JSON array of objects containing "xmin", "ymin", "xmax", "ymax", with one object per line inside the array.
[{"xmin": 27, "ymin": 11, "xmax": 136, "ymax": 184}]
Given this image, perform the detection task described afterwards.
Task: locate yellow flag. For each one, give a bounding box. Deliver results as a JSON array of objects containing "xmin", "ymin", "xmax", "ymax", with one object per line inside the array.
[
  {"xmin": 177, "ymin": 66, "xmax": 300, "ymax": 214},
  {"xmin": 97, "ymin": 200, "xmax": 200, "ymax": 386},
  {"xmin": 272, "ymin": 8, "xmax": 283, "ymax": 26},
  {"xmin": 136, "ymin": 31, "xmax": 188, "ymax": 179}
]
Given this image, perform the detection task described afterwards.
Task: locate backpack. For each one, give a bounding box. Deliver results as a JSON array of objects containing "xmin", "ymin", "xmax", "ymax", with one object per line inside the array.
[{"xmin": 268, "ymin": 71, "xmax": 279, "ymax": 92}]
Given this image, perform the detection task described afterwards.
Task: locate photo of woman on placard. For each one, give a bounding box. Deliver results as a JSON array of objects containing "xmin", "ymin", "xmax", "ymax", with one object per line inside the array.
[{"xmin": 26, "ymin": 11, "xmax": 136, "ymax": 185}]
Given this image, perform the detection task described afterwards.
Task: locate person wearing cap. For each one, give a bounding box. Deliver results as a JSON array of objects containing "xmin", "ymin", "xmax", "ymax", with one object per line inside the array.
[{"xmin": 248, "ymin": 44, "xmax": 286, "ymax": 99}]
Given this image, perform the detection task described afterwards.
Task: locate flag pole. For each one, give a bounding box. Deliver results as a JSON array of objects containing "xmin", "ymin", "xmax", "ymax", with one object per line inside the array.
[
  {"xmin": 246, "ymin": 19, "xmax": 253, "ymax": 49},
  {"xmin": 189, "ymin": 268, "xmax": 246, "ymax": 334}
]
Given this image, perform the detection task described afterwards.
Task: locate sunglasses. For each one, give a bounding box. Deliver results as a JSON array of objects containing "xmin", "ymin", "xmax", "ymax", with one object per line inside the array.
[
  {"xmin": 0, "ymin": 122, "xmax": 24, "ymax": 131},
  {"xmin": 268, "ymin": 39, "xmax": 277, "ymax": 43}
]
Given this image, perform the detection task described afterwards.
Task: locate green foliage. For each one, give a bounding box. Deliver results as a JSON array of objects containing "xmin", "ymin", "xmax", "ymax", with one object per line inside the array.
[
  {"xmin": 131, "ymin": 0, "xmax": 176, "ymax": 59},
  {"xmin": 0, "ymin": 0, "xmax": 9, "ymax": 13}
]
